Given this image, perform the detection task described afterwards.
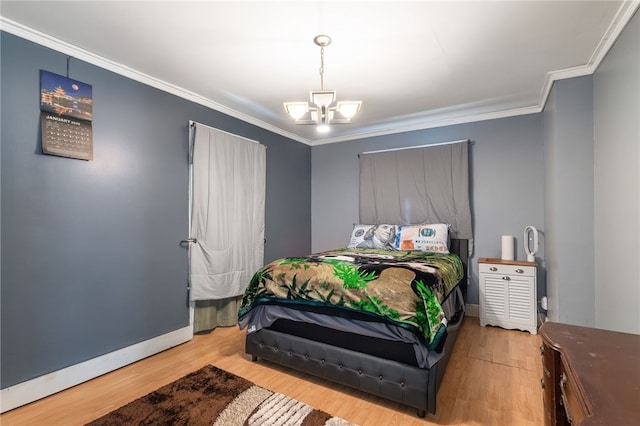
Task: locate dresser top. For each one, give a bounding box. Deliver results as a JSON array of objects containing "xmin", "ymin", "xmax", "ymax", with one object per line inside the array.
[{"xmin": 478, "ymin": 258, "xmax": 538, "ymax": 267}]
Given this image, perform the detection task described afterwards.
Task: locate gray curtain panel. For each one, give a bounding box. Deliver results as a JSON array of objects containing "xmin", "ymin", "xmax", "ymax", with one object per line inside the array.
[
  {"xmin": 189, "ymin": 123, "xmax": 266, "ymax": 301},
  {"xmin": 359, "ymin": 141, "xmax": 473, "ymax": 251}
]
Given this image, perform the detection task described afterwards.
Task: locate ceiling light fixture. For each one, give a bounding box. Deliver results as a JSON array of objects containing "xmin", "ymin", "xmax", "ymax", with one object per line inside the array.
[{"xmin": 284, "ymin": 35, "xmax": 362, "ymax": 131}]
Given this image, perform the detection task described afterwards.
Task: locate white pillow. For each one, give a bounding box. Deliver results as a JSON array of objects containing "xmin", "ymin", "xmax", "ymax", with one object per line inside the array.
[
  {"xmin": 395, "ymin": 223, "xmax": 450, "ymax": 253},
  {"xmin": 348, "ymin": 224, "xmax": 397, "ymax": 250}
]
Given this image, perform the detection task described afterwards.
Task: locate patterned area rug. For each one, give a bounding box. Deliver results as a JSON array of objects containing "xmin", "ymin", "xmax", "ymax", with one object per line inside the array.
[{"xmin": 86, "ymin": 364, "xmax": 355, "ymax": 426}]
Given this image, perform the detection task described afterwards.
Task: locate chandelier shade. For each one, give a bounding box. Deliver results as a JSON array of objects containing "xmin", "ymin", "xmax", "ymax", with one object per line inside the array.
[
  {"xmin": 311, "ymin": 90, "xmax": 336, "ymax": 108},
  {"xmin": 336, "ymin": 101, "xmax": 362, "ymax": 119},
  {"xmin": 284, "ymin": 35, "xmax": 362, "ymax": 130},
  {"xmin": 283, "ymin": 102, "xmax": 308, "ymax": 120}
]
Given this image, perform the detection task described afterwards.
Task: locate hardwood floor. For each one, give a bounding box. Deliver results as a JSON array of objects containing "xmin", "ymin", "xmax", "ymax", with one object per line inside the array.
[{"xmin": 1, "ymin": 316, "xmax": 544, "ymax": 425}]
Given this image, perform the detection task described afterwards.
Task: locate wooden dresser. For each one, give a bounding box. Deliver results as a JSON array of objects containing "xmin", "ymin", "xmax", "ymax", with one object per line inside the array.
[{"xmin": 539, "ymin": 322, "xmax": 640, "ymax": 425}]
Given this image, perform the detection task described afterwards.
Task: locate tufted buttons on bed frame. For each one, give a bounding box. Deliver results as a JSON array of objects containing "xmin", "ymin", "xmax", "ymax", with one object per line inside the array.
[{"xmin": 246, "ymin": 328, "xmax": 436, "ymax": 417}]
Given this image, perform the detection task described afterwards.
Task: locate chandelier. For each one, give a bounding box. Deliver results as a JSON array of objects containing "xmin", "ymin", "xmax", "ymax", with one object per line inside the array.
[{"xmin": 284, "ymin": 35, "xmax": 362, "ymax": 132}]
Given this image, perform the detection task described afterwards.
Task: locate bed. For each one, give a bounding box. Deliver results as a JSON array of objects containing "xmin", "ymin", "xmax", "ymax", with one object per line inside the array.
[{"xmin": 238, "ymin": 223, "xmax": 469, "ymax": 417}]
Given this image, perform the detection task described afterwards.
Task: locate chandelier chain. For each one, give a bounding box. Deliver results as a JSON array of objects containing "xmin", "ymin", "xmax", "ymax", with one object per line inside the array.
[{"xmin": 319, "ymin": 46, "xmax": 325, "ymax": 90}]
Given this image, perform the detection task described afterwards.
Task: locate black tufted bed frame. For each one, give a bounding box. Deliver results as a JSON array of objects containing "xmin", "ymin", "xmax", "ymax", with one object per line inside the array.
[{"xmin": 244, "ymin": 239, "xmax": 469, "ymax": 417}]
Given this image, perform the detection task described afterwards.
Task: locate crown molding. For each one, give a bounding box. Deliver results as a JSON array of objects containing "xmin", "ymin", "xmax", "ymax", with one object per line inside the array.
[
  {"xmin": 588, "ymin": 0, "xmax": 640, "ymax": 70},
  {"xmin": 537, "ymin": 0, "xmax": 640, "ymax": 111},
  {"xmin": 326, "ymin": 0, "xmax": 640, "ymax": 146},
  {"xmin": 0, "ymin": 17, "xmax": 309, "ymax": 145},
  {"xmin": 310, "ymin": 105, "xmax": 543, "ymax": 146},
  {"xmin": 3, "ymin": 0, "xmax": 638, "ymax": 147}
]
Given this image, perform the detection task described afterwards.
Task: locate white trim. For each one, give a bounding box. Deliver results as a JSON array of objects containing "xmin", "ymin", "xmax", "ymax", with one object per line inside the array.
[
  {"xmin": 0, "ymin": 326, "xmax": 193, "ymax": 413},
  {"xmin": 1, "ymin": 1, "xmax": 637, "ymax": 148},
  {"xmin": 465, "ymin": 303, "xmax": 480, "ymax": 318},
  {"xmin": 587, "ymin": 0, "xmax": 640, "ymax": 71},
  {"xmin": 538, "ymin": 65, "xmax": 593, "ymax": 111},
  {"xmin": 0, "ymin": 17, "xmax": 308, "ymax": 146},
  {"xmin": 537, "ymin": 0, "xmax": 640, "ymax": 111},
  {"xmin": 310, "ymin": 105, "xmax": 541, "ymax": 146},
  {"xmin": 188, "ymin": 126, "xmax": 196, "ymax": 324}
]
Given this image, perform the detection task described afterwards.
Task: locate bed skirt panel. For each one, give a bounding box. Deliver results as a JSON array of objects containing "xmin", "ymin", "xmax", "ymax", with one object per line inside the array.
[{"xmin": 245, "ymin": 309, "xmax": 464, "ymax": 415}]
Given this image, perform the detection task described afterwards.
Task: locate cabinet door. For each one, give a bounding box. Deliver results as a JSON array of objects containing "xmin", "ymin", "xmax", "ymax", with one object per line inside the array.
[
  {"xmin": 481, "ymin": 275, "xmax": 507, "ymax": 319},
  {"xmin": 507, "ymin": 276, "xmax": 534, "ymax": 323}
]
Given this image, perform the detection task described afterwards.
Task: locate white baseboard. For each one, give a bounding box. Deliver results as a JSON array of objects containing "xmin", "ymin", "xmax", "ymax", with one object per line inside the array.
[
  {"xmin": 0, "ymin": 325, "xmax": 193, "ymax": 413},
  {"xmin": 465, "ymin": 303, "xmax": 479, "ymax": 317}
]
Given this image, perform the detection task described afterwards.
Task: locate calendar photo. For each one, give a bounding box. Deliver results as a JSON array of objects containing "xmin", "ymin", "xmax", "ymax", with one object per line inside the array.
[{"xmin": 40, "ymin": 70, "xmax": 93, "ymax": 160}]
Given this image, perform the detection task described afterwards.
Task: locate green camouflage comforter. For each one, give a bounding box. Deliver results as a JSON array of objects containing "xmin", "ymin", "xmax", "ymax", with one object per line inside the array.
[{"xmin": 238, "ymin": 248, "xmax": 464, "ymax": 349}]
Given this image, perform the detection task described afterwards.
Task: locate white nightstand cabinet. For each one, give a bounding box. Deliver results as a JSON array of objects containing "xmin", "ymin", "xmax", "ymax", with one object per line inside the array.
[{"xmin": 479, "ymin": 258, "xmax": 538, "ymax": 335}]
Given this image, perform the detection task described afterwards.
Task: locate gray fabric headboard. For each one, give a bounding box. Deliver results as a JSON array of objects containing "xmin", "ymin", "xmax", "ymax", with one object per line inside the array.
[{"xmin": 450, "ymin": 238, "xmax": 469, "ymax": 300}]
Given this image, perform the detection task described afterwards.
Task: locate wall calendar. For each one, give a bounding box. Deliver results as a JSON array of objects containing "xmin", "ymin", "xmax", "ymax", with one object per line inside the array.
[{"xmin": 40, "ymin": 70, "xmax": 93, "ymax": 160}]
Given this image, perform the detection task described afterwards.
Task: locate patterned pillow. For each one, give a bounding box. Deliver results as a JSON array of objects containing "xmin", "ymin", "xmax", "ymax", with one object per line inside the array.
[
  {"xmin": 395, "ymin": 223, "xmax": 450, "ymax": 253},
  {"xmin": 348, "ymin": 224, "xmax": 398, "ymax": 250}
]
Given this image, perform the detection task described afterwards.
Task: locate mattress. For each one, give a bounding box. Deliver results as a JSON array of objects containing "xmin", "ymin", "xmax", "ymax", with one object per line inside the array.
[
  {"xmin": 238, "ymin": 248, "xmax": 465, "ymax": 367},
  {"xmin": 240, "ymin": 285, "xmax": 464, "ymax": 368}
]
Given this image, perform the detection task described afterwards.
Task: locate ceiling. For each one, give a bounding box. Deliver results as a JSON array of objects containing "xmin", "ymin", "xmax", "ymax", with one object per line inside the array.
[{"xmin": 1, "ymin": 1, "xmax": 637, "ymax": 145}]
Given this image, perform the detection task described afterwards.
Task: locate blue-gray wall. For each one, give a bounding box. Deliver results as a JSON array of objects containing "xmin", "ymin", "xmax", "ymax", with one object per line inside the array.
[
  {"xmin": 0, "ymin": 31, "xmax": 311, "ymax": 389},
  {"xmin": 543, "ymin": 76, "xmax": 595, "ymax": 326},
  {"xmin": 593, "ymin": 9, "xmax": 640, "ymax": 334},
  {"xmin": 311, "ymin": 115, "xmax": 546, "ymax": 306},
  {"xmin": 543, "ymin": 7, "xmax": 639, "ymax": 333}
]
